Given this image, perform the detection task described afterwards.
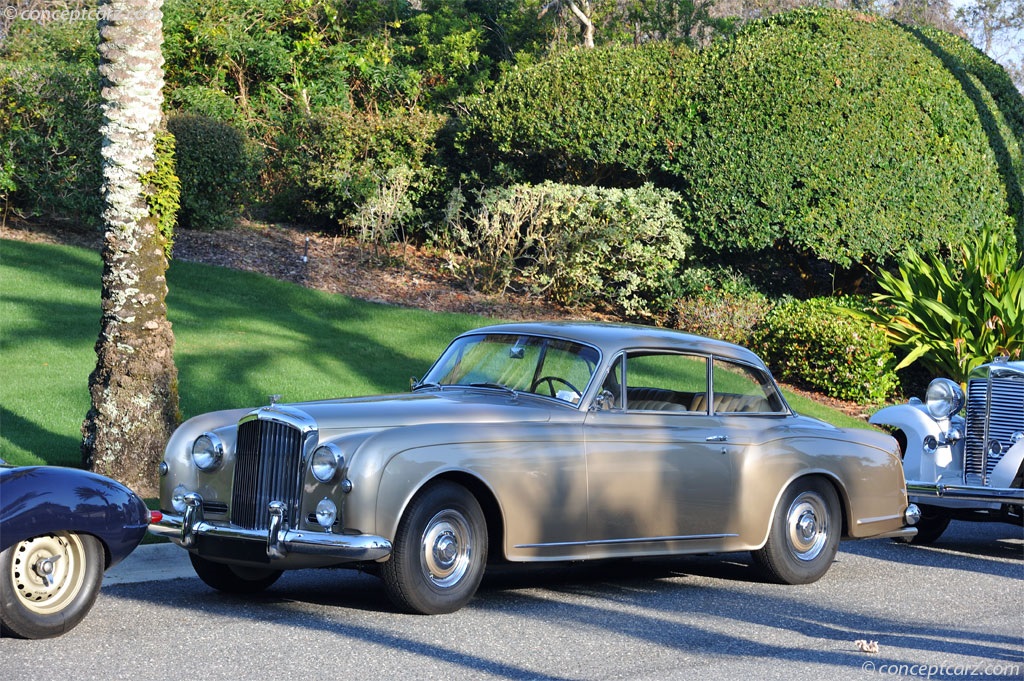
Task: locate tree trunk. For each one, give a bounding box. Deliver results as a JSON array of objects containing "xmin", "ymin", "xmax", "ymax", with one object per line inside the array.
[{"xmin": 82, "ymin": 0, "xmax": 178, "ymax": 497}]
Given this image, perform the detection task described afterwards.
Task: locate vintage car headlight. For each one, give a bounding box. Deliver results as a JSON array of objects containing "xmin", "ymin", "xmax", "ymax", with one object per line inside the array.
[
  {"xmin": 311, "ymin": 444, "xmax": 345, "ymax": 483},
  {"xmin": 192, "ymin": 432, "xmax": 224, "ymax": 471},
  {"xmin": 315, "ymin": 498, "xmax": 337, "ymax": 529},
  {"xmin": 171, "ymin": 484, "xmax": 190, "ymax": 513},
  {"xmin": 925, "ymin": 378, "xmax": 964, "ymax": 419}
]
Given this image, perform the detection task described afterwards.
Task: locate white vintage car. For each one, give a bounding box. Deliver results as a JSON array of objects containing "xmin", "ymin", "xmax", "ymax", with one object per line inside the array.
[
  {"xmin": 150, "ymin": 321, "xmax": 919, "ymax": 614},
  {"xmin": 870, "ymin": 357, "xmax": 1024, "ymax": 543}
]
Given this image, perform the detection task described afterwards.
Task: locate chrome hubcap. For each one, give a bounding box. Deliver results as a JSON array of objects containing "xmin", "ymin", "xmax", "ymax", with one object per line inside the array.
[
  {"xmin": 421, "ymin": 510, "xmax": 473, "ymax": 588},
  {"xmin": 10, "ymin": 533, "xmax": 87, "ymax": 614},
  {"xmin": 786, "ymin": 492, "xmax": 829, "ymax": 561}
]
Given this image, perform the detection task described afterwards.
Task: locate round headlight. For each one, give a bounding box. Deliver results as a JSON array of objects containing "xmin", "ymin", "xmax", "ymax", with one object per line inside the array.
[
  {"xmin": 192, "ymin": 432, "xmax": 224, "ymax": 471},
  {"xmin": 925, "ymin": 378, "xmax": 964, "ymax": 419},
  {"xmin": 311, "ymin": 444, "xmax": 345, "ymax": 483}
]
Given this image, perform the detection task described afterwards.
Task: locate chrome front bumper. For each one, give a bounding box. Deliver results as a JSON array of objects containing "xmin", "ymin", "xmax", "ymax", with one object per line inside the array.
[
  {"xmin": 148, "ymin": 494, "xmax": 392, "ymax": 563},
  {"xmin": 907, "ymin": 482, "xmax": 1024, "ymax": 505}
]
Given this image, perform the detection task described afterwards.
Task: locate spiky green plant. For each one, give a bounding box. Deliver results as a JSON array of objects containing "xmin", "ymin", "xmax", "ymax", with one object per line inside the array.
[{"xmin": 856, "ymin": 230, "xmax": 1023, "ymax": 382}]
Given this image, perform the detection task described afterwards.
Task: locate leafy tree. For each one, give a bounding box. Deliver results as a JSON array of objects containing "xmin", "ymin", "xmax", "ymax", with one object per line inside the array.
[{"xmin": 82, "ymin": 0, "xmax": 180, "ymax": 495}]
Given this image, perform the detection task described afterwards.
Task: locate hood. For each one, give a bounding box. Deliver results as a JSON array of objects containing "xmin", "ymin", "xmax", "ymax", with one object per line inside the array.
[{"xmin": 256, "ymin": 389, "xmax": 555, "ymax": 434}]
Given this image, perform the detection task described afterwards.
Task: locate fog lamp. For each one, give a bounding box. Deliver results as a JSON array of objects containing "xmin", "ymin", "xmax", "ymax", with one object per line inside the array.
[
  {"xmin": 171, "ymin": 484, "xmax": 190, "ymax": 513},
  {"xmin": 315, "ymin": 498, "xmax": 337, "ymax": 529}
]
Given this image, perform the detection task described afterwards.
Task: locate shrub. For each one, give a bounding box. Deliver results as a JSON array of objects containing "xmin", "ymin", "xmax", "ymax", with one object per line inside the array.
[
  {"xmin": 436, "ymin": 182, "xmax": 690, "ymax": 319},
  {"xmin": 273, "ymin": 107, "xmax": 446, "ymax": 230},
  {"xmin": 0, "ymin": 60, "xmax": 102, "ymax": 227},
  {"xmin": 852, "ymin": 228, "xmax": 1023, "ymax": 383},
  {"xmin": 665, "ymin": 9, "xmax": 1019, "ymax": 270},
  {"xmin": 672, "ymin": 266, "xmax": 771, "ymax": 345},
  {"xmin": 753, "ymin": 297, "xmax": 898, "ymax": 404},
  {"xmin": 167, "ymin": 114, "xmax": 251, "ymax": 231}
]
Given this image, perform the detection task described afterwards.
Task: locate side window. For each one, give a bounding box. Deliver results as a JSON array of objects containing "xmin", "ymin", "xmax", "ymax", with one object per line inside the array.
[
  {"xmin": 711, "ymin": 359, "xmax": 786, "ymax": 414},
  {"xmin": 624, "ymin": 353, "xmax": 709, "ymax": 413}
]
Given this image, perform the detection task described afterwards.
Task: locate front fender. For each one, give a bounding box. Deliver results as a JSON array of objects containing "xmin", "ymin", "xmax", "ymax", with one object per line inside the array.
[{"xmin": 869, "ymin": 403, "xmax": 962, "ymax": 482}]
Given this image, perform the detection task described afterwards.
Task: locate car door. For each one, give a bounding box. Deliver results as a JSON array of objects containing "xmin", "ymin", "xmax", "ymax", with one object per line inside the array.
[{"xmin": 582, "ymin": 351, "xmax": 740, "ymax": 557}]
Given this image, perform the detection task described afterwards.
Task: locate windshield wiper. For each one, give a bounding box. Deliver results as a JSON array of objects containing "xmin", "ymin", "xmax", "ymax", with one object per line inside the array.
[
  {"xmin": 468, "ymin": 382, "xmax": 519, "ymax": 398},
  {"xmin": 411, "ymin": 381, "xmax": 444, "ymax": 392}
]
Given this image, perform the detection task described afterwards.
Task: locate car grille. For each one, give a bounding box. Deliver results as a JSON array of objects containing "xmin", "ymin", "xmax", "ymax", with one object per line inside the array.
[
  {"xmin": 964, "ymin": 375, "xmax": 1024, "ymax": 485},
  {"xmin": 231, "ymin": 416, "xmax": 305, "ymax": 530}
]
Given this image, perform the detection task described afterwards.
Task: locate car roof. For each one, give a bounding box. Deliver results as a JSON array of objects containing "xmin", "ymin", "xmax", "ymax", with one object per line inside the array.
[{"xmin": 464, "ymin": 321, "xmax": 770, "ymax": 371}]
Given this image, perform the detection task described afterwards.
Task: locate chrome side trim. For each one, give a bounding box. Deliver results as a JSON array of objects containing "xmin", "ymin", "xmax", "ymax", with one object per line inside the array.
[{"xmin": 514, "ymin": 533, "xmax": 738, "ymax": 550}]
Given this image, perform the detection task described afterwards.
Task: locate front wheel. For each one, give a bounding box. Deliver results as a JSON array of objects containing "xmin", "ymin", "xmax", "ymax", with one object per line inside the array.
[
  {"xmin": 0, "ymin": 531, "xmax": 105, "ymax": 639},
  {"xmin": 381, "ymin": 481, "xmax": 487, "ymax": 614},
  {"xmin": 752, "ymin": 478, "xmax": 841, "ymax": 585},
  {"xmin": 189, "ymin": 554, "xmax": 282, "ymax": 594}
]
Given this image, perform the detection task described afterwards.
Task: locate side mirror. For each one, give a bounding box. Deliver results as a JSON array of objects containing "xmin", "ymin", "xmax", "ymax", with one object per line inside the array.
[{"xmin": 592, "ymin": 389, "xmax": 617, "ymax": 412}]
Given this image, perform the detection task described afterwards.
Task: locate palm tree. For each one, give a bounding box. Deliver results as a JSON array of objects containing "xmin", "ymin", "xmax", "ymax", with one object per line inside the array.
[{"xmin": 82, "ymin": 0, "xmax": 179, "ymax": 497}]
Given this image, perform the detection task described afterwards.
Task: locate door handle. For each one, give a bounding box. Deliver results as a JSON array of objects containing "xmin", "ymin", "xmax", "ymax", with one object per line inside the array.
[{"xmin": 706, "ymin": 434, "xmax": 728, "ymax": 442}]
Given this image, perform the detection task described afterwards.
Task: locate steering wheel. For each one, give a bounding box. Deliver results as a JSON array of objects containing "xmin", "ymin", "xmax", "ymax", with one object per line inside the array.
[{"xmin": 531, "ymin": 376, "xmax": 582, "ymax": 400}]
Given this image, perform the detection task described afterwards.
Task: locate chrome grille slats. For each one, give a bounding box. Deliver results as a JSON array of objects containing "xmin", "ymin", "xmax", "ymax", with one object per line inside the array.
[
  {"xmin": 232, "ymin": 416, "xmax": 305, "ymax": 530},
  {"xmin": 965, "ymin": 374, "xmax": 1024, "ymax": 485}
]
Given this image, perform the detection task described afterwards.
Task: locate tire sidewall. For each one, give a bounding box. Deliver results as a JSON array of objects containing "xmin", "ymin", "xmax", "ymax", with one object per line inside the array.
[
  {"xmin": 383, "ymin": 481, "xmax": 487, "ymax": 615},
  {"xmin": 758, "ymin": 478, "xmax": 841, "ymax": 585},
  {"xmin": 0, "ymin": 532, "xmax": 105, "ymax": 639}
]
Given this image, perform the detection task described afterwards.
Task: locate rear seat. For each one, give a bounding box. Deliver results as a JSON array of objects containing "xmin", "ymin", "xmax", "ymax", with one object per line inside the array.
[{"xmin": 626, "ymin": 388, "xmax": 769, "ymax": 413}]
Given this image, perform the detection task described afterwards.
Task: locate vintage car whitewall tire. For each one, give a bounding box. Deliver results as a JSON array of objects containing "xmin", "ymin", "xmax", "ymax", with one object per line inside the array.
[
  {"xmin": 381, "ymin": 481, "xmax": 488, "ymax": 615},
  {"xmin": 752, "ymin": 477, "xmax": 841, "ymax": 585},
  {"xmin": 0, "ymin": 531, "xmax": 104, "ymax": 639},
  {"xmin": 189, "ymin": 554, "xmax": 283, "ymax": 593}
]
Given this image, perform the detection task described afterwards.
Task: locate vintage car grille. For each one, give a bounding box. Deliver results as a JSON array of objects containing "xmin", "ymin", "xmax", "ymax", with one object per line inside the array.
[
  {"xmin": 231, "ymin": 416, "xmax": 305, "ymax": 530},
  {"xmin": 964, "ymin": 374, "xmax": 1024, "ymax": 484}
]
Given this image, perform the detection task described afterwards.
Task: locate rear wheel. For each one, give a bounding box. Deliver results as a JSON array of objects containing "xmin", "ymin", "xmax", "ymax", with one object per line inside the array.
[
  {"xmin": 189, "ymin": 554, "xmax": 282, "ymax": 594},
  {"xmin": 0, "ymin": 532, "xmax": 104, "ymax": 639},
  {"xmin": 752, "ymin": 478, "xmax": 841, "ymax": 585},
  {"xmin": 381, "ymin": 481, "xmax": 487, "ymax": 614}
]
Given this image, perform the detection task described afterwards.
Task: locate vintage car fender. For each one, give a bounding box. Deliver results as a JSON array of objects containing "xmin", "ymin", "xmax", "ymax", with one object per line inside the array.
[
  {"xmin": 736, "ymin": 428, "xmax": 910, "ymax": 546},
  {"xmin": 0, "ymin": 466, "xmax": 150, "ymax": 567},
  {"xmin": 869, "ymin": 402, "xmax": 963, "ymax": 482},
  {"xmin": 991, "ymin": 439, "xmax": 1024, "ymax": 489}
]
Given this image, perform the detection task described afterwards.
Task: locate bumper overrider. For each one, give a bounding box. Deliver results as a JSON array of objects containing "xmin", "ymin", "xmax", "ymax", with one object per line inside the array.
[{"xmin": 148, "ymin": 493, "xmax": 392, "ymax": 562}]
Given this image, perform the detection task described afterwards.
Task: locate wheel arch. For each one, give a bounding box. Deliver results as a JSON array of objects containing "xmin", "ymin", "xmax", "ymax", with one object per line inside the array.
[
  {"xmin": 760, "ymin": 471, "xmax": 851, "ymax": 546},
  {"xmin": 430, "ymin": 471, "xmax": 505, "ymax": 563}
]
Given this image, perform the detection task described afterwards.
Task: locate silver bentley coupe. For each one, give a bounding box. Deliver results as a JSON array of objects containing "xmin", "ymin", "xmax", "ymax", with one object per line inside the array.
[{"xmin": 150, "ymin": 321, "xmax": 919, "ymax": 614}]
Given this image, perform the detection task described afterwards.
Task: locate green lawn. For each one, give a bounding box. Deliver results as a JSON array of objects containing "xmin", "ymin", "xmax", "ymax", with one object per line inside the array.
[{"xmin": 0, "ymin": 238, "xmax": 869, "ymax": 467}]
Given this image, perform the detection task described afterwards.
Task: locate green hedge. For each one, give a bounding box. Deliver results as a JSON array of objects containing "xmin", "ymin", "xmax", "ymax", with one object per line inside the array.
[
  {"xmin": 668, "ymin": 9, "xmax": 1019, "ymax": 269},
  {"xmin": 753, "ymin": 297, "xmax": 898, "ymax": 404},
  {"xmin": 458, "ymin": 42, "xmax": 696, "ymax": 185},
  {"xmin": 167, "ymin": 114, "xmax": 251, "ymax": 231}
]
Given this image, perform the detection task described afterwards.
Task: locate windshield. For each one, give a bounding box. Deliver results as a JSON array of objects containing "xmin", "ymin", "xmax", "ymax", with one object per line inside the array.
[{"xmin": 420, "ymin": 333, "xmax": 600, "ymax": 405}]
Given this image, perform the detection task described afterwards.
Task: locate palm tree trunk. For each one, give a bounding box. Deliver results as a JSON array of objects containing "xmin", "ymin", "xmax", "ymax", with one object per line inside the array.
[{"xmin": 82, "ymin": 0, "xmax": 178, "ymax": 496}]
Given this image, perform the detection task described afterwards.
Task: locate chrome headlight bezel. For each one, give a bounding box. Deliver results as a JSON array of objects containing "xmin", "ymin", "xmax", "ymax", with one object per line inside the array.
[
  {"xmin": 925, "ymin": 378, "xmax": 964, "ymax": 420},
  {"xmin": 192, "ymin": 432, "xmax": 225, "ymax": 471},
  {"xmin": 311, "ymin": 443, "xmax": 345, "ymax": 483}
]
